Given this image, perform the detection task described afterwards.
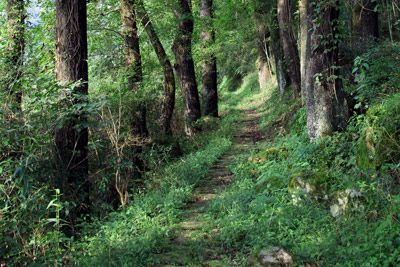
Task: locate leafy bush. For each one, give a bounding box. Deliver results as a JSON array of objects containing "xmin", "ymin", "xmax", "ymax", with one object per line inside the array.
[
  {"xmin": 357, "ymin": 94, "xmax": 400, "ymax": 170},
  {"xmin": 203, "ymin": 66, "xmax": 400, "ymax": 265},
  {"xmin": 350, "ymin": 42, "xmax": 400, "ymax": 108}
]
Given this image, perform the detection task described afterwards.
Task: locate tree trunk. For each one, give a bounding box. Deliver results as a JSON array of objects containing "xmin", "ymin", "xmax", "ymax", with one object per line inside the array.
[
  {"xmin": 352, "ymin": 0, "xmax": 379, "ymax": 41},
  {"xmin": 270, "ymin": 19, "xmax": 290, "ymax": 96},
  {"xmin": 305, "ymin": 1, "xmax": 348, "ymax": 141},
  {"xmin": 5, "ymin": 0, "xmax": 25, "ymax": 110},
  {"xmin": 299, "ymin": 0, "xmax": 311, "ymax": 103},
  {"xmin": 200, "ymin": 0, "xmax": 218, "ymax": 117},
  {"xmin": 173, "ymin": 0, "xmax": 202, "ymax": 136},
  {"xmin": 55, "ymin": 0, "xmax": 89, "ymax": 219},
  {"xmin": 277, "ymin": 0, "xmax": 301, "ymax": 97},
  {"xmin": 121, "ymin": 0, "xmax": 148, "ymax": 137},
  {"xmin": 137, "ymin": 1, "xmax": 176, "ymax": 136}
]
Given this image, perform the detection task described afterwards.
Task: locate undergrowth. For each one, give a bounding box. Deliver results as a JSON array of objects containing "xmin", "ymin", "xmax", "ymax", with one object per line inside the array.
[
  {"xmin": 72, "ymin": 137, "xmax": 232, "ymax": 266},
  {"xmin": 66, "ymin": 80, "xmax": 254, "ymax": 266},
  {"xmin": 203, "ymin": 43, "xmax": 400, "ymax": 266}
]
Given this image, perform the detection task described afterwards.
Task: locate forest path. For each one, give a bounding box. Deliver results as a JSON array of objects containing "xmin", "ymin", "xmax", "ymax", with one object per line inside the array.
[{"xmin": 155, "ymin": 109, "xmax": 264, "ymax": 266}]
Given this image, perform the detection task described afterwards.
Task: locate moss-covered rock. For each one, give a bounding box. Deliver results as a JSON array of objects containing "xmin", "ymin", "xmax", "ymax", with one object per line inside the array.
[{"xmin": 288, "ymin": 171, "xmax": 329, "ymax": 205}]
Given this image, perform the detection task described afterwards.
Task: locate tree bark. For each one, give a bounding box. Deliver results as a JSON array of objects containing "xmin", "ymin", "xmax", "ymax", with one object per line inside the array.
[
  {"xmin": 5, "ymin": 0, "xmax": 25, "ymax": 110},
  {"xmin": 55, "ymin": 0, "xmax": 89, "ymax": 218},
  {"xmin": 270, "ymin": 19, "xmax": 291, "ymax": 96},
  {"xmin": 200, "ymin": 0, "xmax": 218, "ymax": 117},
  {"xmin": 277, "ymin": 0, "xmax": 301, "ymax": 97},
  {"xmin": 137, "ymin": 1, "xmax": 176, "ymax": 136},
  {"xmin": 121, "ymin": 0, "xmax": 148, "ymax": 137},
  {"xmin": 299, "ymin": 0, "xmax": 311, "ymax": 103},
  {"xmin": 305, "ymin": 1, "xmax": 348, "ymax": 141},
  {"xmin": 173, "ymin": 0, "xmax": 202, "ymax": 136},
  {"xmin": 352, "ymin": 0, "xmax": 379, "ymax": 40}
]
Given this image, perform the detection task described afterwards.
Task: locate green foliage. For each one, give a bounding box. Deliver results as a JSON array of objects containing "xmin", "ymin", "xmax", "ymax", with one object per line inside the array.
[
  {"xmin": 357, "ymin": 93, "xmax": 400, "ymax": 170},
  {"xmin": 350, "ymin": 43, "xmax": 400, "ymax": 108},
  {"xmin": 201, "ymin": 71, "xmax": 400, "ymax": 266},
  {"xmin": 72, "ymin": 121, "xmax": 234, "ymax": 266},
  {"xmin": 206, "ymin": 132, "xmax": 399, "ymax": 266},
  {"xmin": 1, "ymin": 0, "xmax": 399, "ymax": 265}
]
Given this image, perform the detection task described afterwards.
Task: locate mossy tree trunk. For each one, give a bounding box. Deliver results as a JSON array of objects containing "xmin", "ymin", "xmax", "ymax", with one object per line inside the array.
[
  {"xmin": 305, "ymin": 0, "xmax": 348, "ymax": 141},
  {"xmin": 277, "ymin": 0, "xmax": 301, "ymax": 98},
  {"xmin": 200, "ymin": 0, "xmax": 218, "ymax": 117},
  {"xmin": 173, "ymin": 0, "xmax": 202, "ymax": 136},
  {"xmin": 55, "ymin": 0, "xmax": 89, "ymax": 221},
  {"xmin": 137, "ymin": 1, "xmax": 175, "ymax": 136}
]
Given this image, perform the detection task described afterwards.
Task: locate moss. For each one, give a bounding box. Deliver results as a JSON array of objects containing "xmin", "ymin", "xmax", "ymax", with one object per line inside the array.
[
  {"xmin": 288, "ymin": 170, "xmax": 329, "ymax": 197},
  {"xmin": 357, "ymin": 93, "xmax": 400, "ymax": 170}
]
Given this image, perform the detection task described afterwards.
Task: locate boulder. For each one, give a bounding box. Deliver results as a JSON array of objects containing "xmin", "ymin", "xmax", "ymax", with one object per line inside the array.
[
  {"xmin": 330, "ymin": 189, "xmax": 363, "ymax": 217},
  {"xmin": 257, "ymin": 247, "xmax": 293, "ymax": 267},
  {"xmin": 288, "ymin": 171, "xmax": 329, "ymax": 205}
]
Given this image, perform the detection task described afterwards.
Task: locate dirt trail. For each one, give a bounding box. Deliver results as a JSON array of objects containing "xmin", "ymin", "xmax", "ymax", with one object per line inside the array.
[{"xmin": 154, "ymin": 110, "xmax": 263, "ymax": 267}]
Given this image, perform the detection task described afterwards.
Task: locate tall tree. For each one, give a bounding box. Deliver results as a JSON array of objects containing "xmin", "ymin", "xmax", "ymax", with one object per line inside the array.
[
  {"xmin": 121, "ymin": 0, "xmax": 148, "ymax": 137},
  {"xmin": 200, "ymin": 0, "xmax": 218, "ymax": 117},
  {"xmin": 304, "ymin": 0, "xmax": 348, "ymax": 141},
  {"xmin": 352, "ymin": 0, "xmax": 380, "ymax": 41},
  {"xmin": 136, "ymin": 1, "xmax": 176, "ymax": 136},
  {"xmin": 270, "ymin": 15, "xmax": 291, "ymax": 96},
  {"xmin": 173, "ymin": 0, "xmax": 202, "ymax": 136},
  {"xmin": 299, "ymin": 0, "xmax": 311, "ymax": 101},
  {"xmin": 55, "ymin": 0, "xmax": 89, "ymax": 217},
  {"xmin": 5, "ymin": 0, "xmax": 25, "ymax": 110},
  {"xmin": 277, "ymin": 0, "xmax": 301, "ymax": 97}
]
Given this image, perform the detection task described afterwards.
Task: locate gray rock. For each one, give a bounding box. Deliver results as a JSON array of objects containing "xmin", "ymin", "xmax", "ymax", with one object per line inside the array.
[
  {"xmin": 258, "ymin": 247, "xmax": 293, "ymax": 267},
  {"xmin": 330, "ymin": 189, "xmax": 363, "ymax": 217}
]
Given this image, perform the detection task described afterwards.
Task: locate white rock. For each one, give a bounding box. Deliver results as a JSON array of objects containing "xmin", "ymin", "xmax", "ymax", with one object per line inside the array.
[
  {"xmin": 259, "ymin": 247, "xmax": 293, "ymax": 266},
  {"xmin": 346, "ymin": 189, "xmax": 362, "ymax": 198},
  {"xmin": 330, "ymin": 204, "xmax": 341, "ymax": 217},
  {"xmin": 330, "ymin": 189, "xmax": 363, "ymax": 217}
]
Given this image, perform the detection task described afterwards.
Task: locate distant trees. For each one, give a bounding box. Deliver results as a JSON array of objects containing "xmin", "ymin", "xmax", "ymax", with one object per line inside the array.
[
  {"xmin": 137, "ymin": 1, "xmax": 176, "ymax": 136},
  {"xmin": 55, "ymin": 0, "xmax": 89, "ymax": 217},
  {"xmin": 120, "ymin": 0, "xmax": 148, "ymax": 137},
  {"xmin": 277, "ymin": 0, "xmax": 301, "ymax": 97},
  {"xmin": 352, "ymin": 0, "xmax": 380, "ymax": 41},
  {"xmin": 5, "ymin": 0, "xmax": 25, "ymax": 110},
  {"xmin": 173, "ymin": 0, "xmax": 202, "ymax": 136},
  {"xmin": 254, "ymin": 0, "xmax": 290, "ymax": 95},
  {"xmin": 270, "ymin": 15, "xmax": 291, "ymax": 96},
  {"xmin": 200, "ymin": 0, "xmax": 218, "ymax": 117},
  {"xmin": 254, "ymin": 1, "xmax": 273, "ymax": 91}
]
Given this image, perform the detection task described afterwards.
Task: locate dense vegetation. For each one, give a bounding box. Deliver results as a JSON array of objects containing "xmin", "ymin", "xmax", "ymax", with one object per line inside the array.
[{"xmin": 0, "ymin": 0, "xmax": 399, "ymax": 266}]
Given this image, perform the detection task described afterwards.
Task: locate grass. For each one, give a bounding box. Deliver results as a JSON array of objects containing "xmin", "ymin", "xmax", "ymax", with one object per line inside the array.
[
  {"xmin": 73, "ymin": 137, "xmax": 232, "ymax": 266},
  {"xmin": 199, "ymin": 72, "xmax": 400, "ymax": 266},
  {"xmin": 68, "ymin": 75, "xmax": 260, "ymax": 266},
  {"xmin": 73, "ymin": 66, "xmax": 399, "ymax": 266},
  {"xmin": 56, "ymin": 43, "xmax": 400, "ymax": 266}
]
